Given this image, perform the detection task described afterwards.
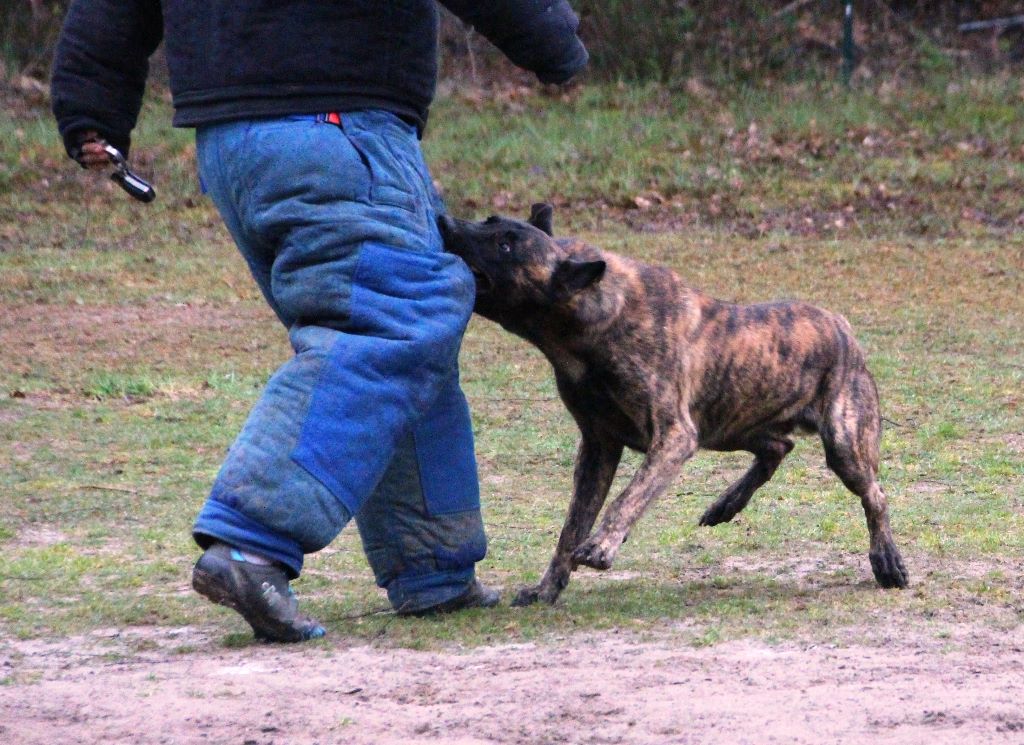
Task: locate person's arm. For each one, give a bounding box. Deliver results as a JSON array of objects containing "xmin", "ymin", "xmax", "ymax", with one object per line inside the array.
[
  {"xmin": 440, "ymin": 0, "xmax": 588, "ymax": 84},
  {"xmin": 50, "ymin": 0, "xmax": 163, "ymax": 162}
]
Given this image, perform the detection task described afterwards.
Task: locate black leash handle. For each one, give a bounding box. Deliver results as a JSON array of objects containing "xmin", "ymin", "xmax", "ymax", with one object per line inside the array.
[{"xmin": 102, "ymin": 144, "xmax": 156, "ymax": 203}]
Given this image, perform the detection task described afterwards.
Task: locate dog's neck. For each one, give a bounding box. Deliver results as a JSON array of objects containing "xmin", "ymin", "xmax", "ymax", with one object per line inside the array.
[
  {"xmin": 557, "ymin": 241, "xmax": 627, "ymax": 330},
  {"xmin": 502, "ymin": 258, "xmax": 629, "ymax": 363}
]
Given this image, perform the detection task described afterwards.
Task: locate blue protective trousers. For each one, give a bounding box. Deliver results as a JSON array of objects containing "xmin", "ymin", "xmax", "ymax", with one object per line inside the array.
[{"xmin": 191, "ymin": 111, "xmax": 487, "ymax": 613}]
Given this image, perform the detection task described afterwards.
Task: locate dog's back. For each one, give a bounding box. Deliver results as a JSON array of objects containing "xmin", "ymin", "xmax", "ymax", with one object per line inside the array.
[
  {"xmin": 684, "ymin": 295, "xmax": 875, "ymax": 451},
  {"xmin": 550, "ymin": 246, "xmax": 875, "ymax": 454}
]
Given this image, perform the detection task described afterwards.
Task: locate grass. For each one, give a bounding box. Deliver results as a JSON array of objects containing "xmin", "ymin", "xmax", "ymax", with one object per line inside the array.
[{"xmin": 0, "ymin": 75, "xmax": 1021, "ymax": 651}]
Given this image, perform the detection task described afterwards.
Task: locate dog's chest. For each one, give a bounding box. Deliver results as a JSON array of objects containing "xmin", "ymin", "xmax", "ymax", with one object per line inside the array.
[{"xmin": 554, "ymin": 360, "xmax": 654, "ymax": 452}]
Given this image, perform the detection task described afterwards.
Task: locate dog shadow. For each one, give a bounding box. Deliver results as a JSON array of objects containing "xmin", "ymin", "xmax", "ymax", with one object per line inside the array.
[{"xmin": 559, "ymin": 564, "xmax": 885, "ymax": 621}]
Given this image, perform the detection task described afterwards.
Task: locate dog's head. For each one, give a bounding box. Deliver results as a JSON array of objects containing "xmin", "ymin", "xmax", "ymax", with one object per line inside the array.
[{"xmin": 437, "ymin": 203, "xmax": 606, "ymax": 325}]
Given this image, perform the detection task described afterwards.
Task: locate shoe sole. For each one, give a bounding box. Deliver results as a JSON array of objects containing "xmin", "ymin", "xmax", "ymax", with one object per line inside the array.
[{"xmin": 192, "ymin": 565, "xmax": 309, "ymax": 643}]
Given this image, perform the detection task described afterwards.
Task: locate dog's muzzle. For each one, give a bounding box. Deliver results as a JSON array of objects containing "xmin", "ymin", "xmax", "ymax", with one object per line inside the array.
[{"xmin": 437, "ymin": 215, "xmax": 492, "ymax": 294}]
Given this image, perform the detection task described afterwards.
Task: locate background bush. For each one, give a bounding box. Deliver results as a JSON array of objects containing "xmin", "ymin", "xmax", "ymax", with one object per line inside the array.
[
  {"xmin": 4, "ymin": 0, "xmax": 1024, "ymax": 82},
  {"xmin": 443, "ymin": 0, "xmax": 1024, "ymax": 84}
]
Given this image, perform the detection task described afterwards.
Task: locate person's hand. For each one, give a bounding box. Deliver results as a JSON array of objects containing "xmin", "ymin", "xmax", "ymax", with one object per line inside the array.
[{"xmin": 72, "ymin": 130, "xmax": 112, "ymax": 170}]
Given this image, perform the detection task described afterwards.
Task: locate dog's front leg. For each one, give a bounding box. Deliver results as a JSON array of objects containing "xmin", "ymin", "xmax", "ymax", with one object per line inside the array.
[
  {"xmin": 512, "ymin": 434, "xmax": 623, "ymax": 606},
  {"xmin": 573, "ymin": 424, "xmax": 697, "ymax": 570}
]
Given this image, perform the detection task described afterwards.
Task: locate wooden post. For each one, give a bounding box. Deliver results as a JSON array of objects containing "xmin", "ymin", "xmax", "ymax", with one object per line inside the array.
[{"xmin": 842, "ymin": 0, "xmax": 855, "ymax": 86}]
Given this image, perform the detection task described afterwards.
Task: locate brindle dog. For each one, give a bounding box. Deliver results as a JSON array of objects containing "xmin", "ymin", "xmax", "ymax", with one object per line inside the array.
[{"xmin": 438, "ymin": 204, "xmax": 909, "ymax": 607}]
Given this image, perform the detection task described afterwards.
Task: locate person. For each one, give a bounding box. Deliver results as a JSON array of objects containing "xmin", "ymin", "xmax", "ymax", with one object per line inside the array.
[{"xmin": 51, "ymin": 1, "xmax": 588, "ymax": 642}]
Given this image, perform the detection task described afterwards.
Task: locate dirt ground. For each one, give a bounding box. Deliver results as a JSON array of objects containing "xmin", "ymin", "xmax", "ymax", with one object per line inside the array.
[{"xmin": 2, "ymin": 623, "xmax": 1022, "ymax": 745}]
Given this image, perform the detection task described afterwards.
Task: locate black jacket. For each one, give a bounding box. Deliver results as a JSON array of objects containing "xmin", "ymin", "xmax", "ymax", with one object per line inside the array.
[{"xmin": 51, "ymin": 0, "xmax": 588, "ymax": 156}]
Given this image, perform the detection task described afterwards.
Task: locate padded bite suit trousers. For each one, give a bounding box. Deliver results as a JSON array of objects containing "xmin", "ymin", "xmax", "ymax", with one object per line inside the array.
[{"xmin": 191, "ymin": 111, "xmax": 487, "ymax": 612}]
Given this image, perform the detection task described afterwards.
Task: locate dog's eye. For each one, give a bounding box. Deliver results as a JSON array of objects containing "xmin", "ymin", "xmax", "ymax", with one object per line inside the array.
[{"xmin": 499, "ymin": 242, "xmax": 512, "ymax": 254}]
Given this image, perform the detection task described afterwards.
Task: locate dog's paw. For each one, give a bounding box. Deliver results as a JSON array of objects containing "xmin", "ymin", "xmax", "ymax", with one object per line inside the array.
[
  {"xmin": 870, "ymin": 546, "xmax": 910, "ymax": 589},
  {"xmin": 699, "ymin": 489, "xmax": 749, "ymax": 526},
  {"xmin": 516, "ymin": 581, "xmax": 565, "ymax": 605},
  {"xmin": 698, "ymin": 502, "xmax": 736, "ymax": 527},
  {"xmin": 512, "ymin": 585, "xmax": 544, "ymax": 609},
  {"xmin": 511, "ymin": 585, "xmax": 540, "ymax": 607},
  {"xmin": 572, "ymin": 539, "xmax": 616, "ymax": 570}
]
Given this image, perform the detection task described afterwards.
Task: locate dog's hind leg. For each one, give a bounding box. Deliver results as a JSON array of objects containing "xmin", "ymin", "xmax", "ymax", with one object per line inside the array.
[
  {"xmin": 572, "ymin": 423, "xmax": 697, "ymax": 571},
  {"xmin": 699, "ymin": 437, "xmax": 794, "ymax": 527},
  {"xmin": 821, "ymin": 368, "xmax": 909, "ymax": 589},
  {"xmin": 513, "ymin": 434, "xmax": 624, "ymax": 606}
]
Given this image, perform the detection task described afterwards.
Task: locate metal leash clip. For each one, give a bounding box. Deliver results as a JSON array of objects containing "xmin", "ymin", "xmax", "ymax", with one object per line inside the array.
[{"xmin": 102, "ymin": 144, "xmax": 156, "ymax": 203}]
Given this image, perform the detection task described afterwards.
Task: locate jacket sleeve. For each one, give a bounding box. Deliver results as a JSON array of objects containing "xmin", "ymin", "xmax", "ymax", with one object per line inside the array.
[
  {"xmin": 440, "ymin": 0, "xmax": 588, "ymax": 84},
  {"xmin": 50, "ymin": 0, "xmax": 163, "ymax": 158}
]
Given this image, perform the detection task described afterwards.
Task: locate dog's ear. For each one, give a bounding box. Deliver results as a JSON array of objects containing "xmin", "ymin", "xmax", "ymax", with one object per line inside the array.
[
  {"xmin": 528, "ymin": 203, "xmax": 554, "ymax": 236},
  {"xmin": 552, "ymin": 259, "xmax": 606, "ymax": 300}
]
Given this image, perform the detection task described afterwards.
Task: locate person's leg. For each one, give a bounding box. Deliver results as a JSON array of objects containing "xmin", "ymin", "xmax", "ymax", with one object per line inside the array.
[
  {"xmin": 190, "ymin": 113, "xmax": 492, "ymax": 637},
  {"xmin": 191, "ymin": 119, "xmax": 352, "ymax": 580},
  {"xmin": 356, "ymin": 371, "xmax": 489, "ymax": 613},
  {"xmin": 343, "ymin": 112, "xmax": 494, "ymax": 613}
]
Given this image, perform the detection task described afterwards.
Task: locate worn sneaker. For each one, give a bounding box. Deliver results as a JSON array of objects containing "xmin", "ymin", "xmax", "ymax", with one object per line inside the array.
[
  {"xmin": 191, "ymin": 543, "xmax": 326, "ymax": 642},
  {"xmin": 397, "ymin": 580, "xmax": 501, "ymax": 617}
]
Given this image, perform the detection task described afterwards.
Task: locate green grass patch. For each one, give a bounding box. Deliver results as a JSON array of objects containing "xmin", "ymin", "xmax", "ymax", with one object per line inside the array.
[{"xmin": 83, "ymin": 371, "xmax": 160, "ymax": 400}]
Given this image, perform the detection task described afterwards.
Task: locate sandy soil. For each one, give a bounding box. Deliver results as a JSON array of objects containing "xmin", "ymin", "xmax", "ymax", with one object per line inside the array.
[{"xmin": 2, "ymin": 624, "xmax": 1022, "ymax": 745}]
